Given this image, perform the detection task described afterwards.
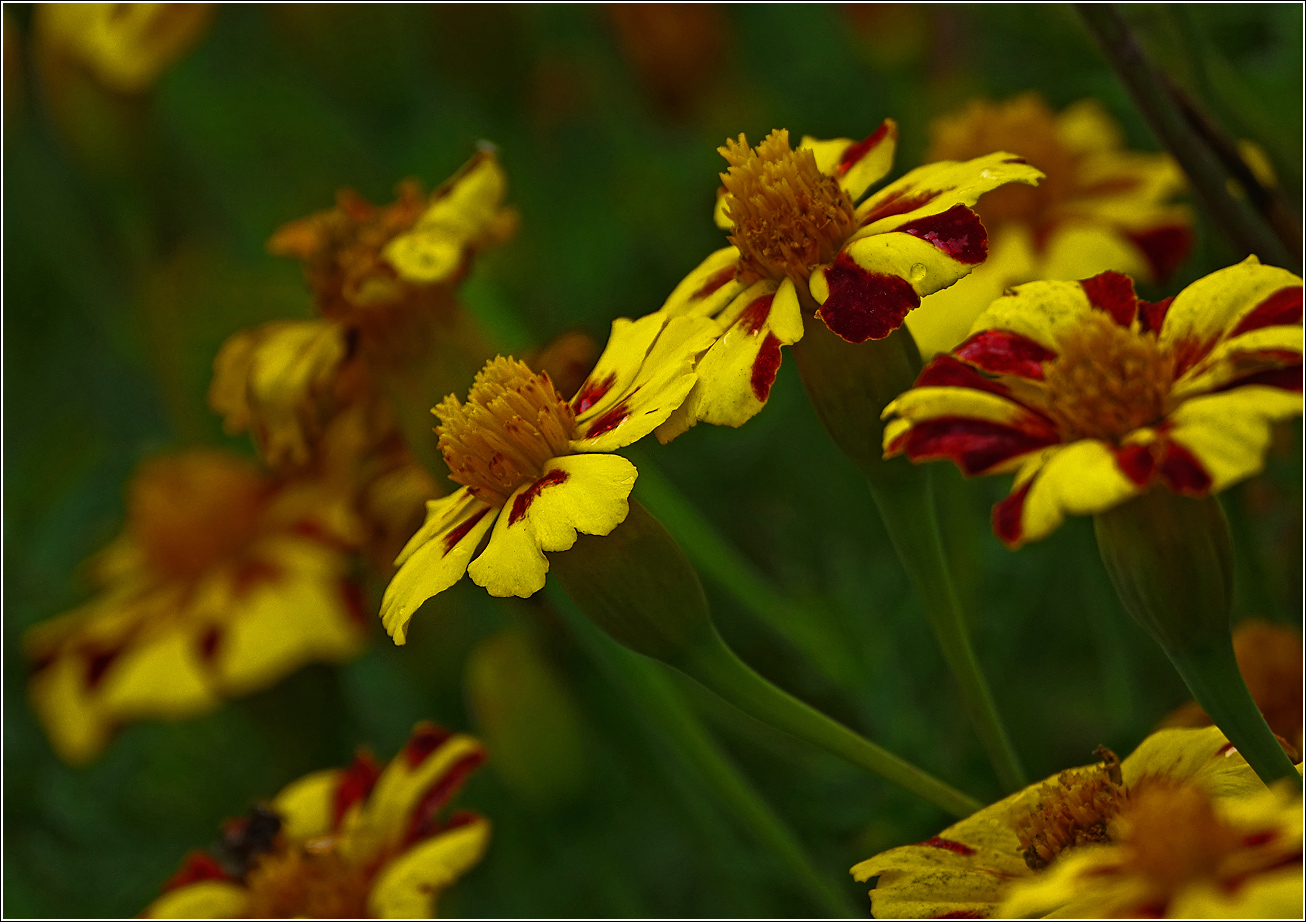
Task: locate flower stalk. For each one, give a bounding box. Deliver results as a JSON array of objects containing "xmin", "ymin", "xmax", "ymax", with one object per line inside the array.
[
  {"xmin": 551, "ymin": 498, "xmax": 982, "ymax": 819},
  {"xmin": 792, "ymin": 313, "xmax": 1029, "ymax": 792}
]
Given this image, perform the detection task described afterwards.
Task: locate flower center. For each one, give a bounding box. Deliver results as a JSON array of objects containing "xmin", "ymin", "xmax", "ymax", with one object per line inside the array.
[
  {"xmin": 130, "ymin": 451, "xmax": 270, "ymax": 580},
  {"xmin": 719, "ymin": 129, "xmax": 858, "ymax": 285},
  {"xmin": 1016, "ymin": 747, "xmax": 1126, "ymax": 871},
  {"xmin": 1112, "ymin": 782, "xmax": 1245, "ymax": 895},
  {"xmin": 436, "ymin": 357, "xmax": 578, "ymax": 506},
  {"xmin": 1042, "ymin": 313, "xmax": 1175, "ymax": 442},
  {"xmin": 241, "ymin": 838, "xmax": 377, "ymax": 919}
]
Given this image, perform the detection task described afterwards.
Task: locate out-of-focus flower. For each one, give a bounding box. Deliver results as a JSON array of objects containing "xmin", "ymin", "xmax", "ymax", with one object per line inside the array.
[
  {"xmin": 883, "ymin": 260, "xmax": 1302, "ymax": 547},
  {"xmin": 907, "ymin": 94, "xmax": 1194, "ymax": 357},
  {"xmin": 654, "ymin": 124, "xmax": 1042, "ymax": 440},
  {"xmin": 1163, "ymin": 619, "xmax": 1304, "ymax": 757},
  {"xmin": 381, "ymin": 311, "xmax": 717, "ymax": 642},
  {"xmin": 606, "ymin": 3, "xmax": 729, "ymax": 121},
  {"xmin": 24, "ymin": 450, "xmax": 367, "ymax": 765},
  {"xmin": 35, "ymin": 2, "xmax": 214, "ymax": 94},
  {"xmin": 854, "ymin": 725, "xmax": 1302, "ymax": 918},
  {"xmin": 143, "ymin": 723, "xmax": 490, "ymax": 918}
]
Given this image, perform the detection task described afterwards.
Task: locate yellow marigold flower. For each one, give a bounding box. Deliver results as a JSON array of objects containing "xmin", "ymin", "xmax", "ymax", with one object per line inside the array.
[
  {"xmin": 24, "ymin": 450, "xmax": 368, "ymax": 765},
  {"xmin": 907, "ymin": 94, "xmax": 1195, "ymax": 357},
  {"xmin": 381, "ymin": 312, "xmax": 718, "ymax": 642},
  {"xmin": 654, "ymin": 123, "xmax": 1043, "ymax": 440},
  {"xmin": 883, "ymin": 258, "xmax": 1303, "ymax": 548},
  {"xmin": 210, "ymin": 149, "xmax": 514, "ymax": 470},
  {"xmin": 854, "ymin": 725, "xmax": 1301, "ymax": 918},
  {"xmin": 35, "ymin": 2, "xmax": 214, "ymax": 93},
  {"xmin": 143, "ymin": 722, "xmax": 490, "ymax": 918}
]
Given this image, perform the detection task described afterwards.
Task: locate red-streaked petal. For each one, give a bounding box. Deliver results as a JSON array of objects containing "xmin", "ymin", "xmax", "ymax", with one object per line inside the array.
[
  {"xmin": 1159, "ymin": 442, "xmax": 1214, "ymax": 495},
  {"xmin": 1126, "ymin": 224, "xmax": 1193, "ymax": 282},
  {"xmin": 1079, "ymin": 271, "xmax": 1139, "ymax": 326},
  {"xmin": 1230, "ymin": 286, "xmax": 1304, "ymax": 337},
  {"xmin": 334, "ymin": 751, "xmax": 382, "ymax": 827},
  {"xmin": 815, "ymin": 253, "xmax": 920, "ymax": 343},
  {"xmin": 992, "ymin": 481, "xmax": 1033, "ymax": 548},
  {"xmin": 915, "ymin": 354, "xmax": 1015, "ymax": 400},
  {"xmin": 895, "ymin": 205, "xmax": 988, "ymax": 265},
  {"xmin": 1220, "ymin": 364, "xmax": 1303, "ymax": 393},
  {"xmin": 889, "ymin": 417, "xmax": 1057, "ymax": 476},
  {"xmin": 163, "ymin": 852, "xmax": 231, "ymax": 892},
  {"xmin": 1137, "ymin": 297, "xmax": 1174, "ymax": 335},
  {"xmin": 1115, "ymin": 443, "xmax": 1158, "ymax": 487},
  {"xmin": 953, "ymin": 330, "xmax": 1056, "ymax": 380},
  {"xmin": 405, "ymin": 748, "xmax": 489, "ymax": 845}
]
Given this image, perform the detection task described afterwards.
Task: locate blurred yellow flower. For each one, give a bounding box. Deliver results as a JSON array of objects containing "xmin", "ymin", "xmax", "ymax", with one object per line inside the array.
[
  {"xmin": 24, "ymin": 450, "xmax": 368, "ymax": 765},
  {"xmin": 907, "ymin": 94, "xmax": 1195, "ymax": 357},
  {"xmin": 854, "ymin": 725, "xmax": 1301, "ymax": 918},
  {"xmin": 36, "ymin": 2, "xmax": 214, "ymax": 93},
  {"xmin": 143, "ymin": 722, "xmax": 490, "ymax": 918},
  {"xmin": 382, "ymin": 311, "xmax": 717, "ymax": 642},
  {"xmin": 654, "ymin": 124, "xmax": 1042, "ymax": 440},
  {"xmin": 883, "ymin": 259, "xmax": 1302, "ymax": 547}
]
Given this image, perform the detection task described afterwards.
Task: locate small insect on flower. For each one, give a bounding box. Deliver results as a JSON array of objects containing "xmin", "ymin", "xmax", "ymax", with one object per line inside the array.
[
  {"xmin": 855, "ymin": 725, "xmax": 1303, "ymax": 919},
  {"xmin": 380, "ymin": 311, "xmax": 718, "ymax": 643},
  {"xmin": 883, "ymin": 258, "xmax": 1303, "ymax": 547},
  {"xmin": 24, "ymin": 450, "xmax": 368, "ymax": 765},
  {"xmin": 652, "ymin": 122, "xmax": 1044, "ymax": 440},
  {"xmin": 143, "ymin": 723, "xmax": 490, "ymax": 919}
]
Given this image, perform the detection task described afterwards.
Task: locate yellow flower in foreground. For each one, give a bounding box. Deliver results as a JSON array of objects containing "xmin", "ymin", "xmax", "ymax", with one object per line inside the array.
[
  {"xmin": 907, "ymin": 94, "xmax": 1194, "ymax": 357},
  {"xmin": 381, "ymin": 311, "xmax": 717, "ymax": 642},
  {"xmin": 855, "ymin": 726, "xmax": 1302, "ymax": 918},
  {"xmin": 883, "ymin": 258, "xmax": 1303, "ymax": 547},
  {"xmin": 24, "ymin": 450, "xmax": 367, "ymax": 765},
  {"xmin": 209, "ymin": 149, "xmax": 515, "ymax": 470},
  {"xmin": 36, "ymin": 2, "xmax": 215, "ymax": 93},
  {"xmin": 144, "ymin": 722, "xmax": 490, "ymax": 918},
  {"xmin": 654, "ymin": 123, "xmax": 1043, "ymax": 440}
]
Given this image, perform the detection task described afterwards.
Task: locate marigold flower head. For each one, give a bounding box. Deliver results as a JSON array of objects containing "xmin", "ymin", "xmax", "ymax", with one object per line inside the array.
[
  {"xmin": 654, "ymin": 122, "xmax": 1043, "ymax": 441},
  {"xmin": 883, "ymin": 258, "xmax": 1303, "ymax": 548},
  {"xmin": 24, "ymin": 449, "xmax": 368, "ymax": 765},
  {"xmin": 143, "ymin": 722, "xmax": 490, "ymax": 918},
  {"xmin": 35, "ymin": 2, "xmax": 215, "ymax": 93},
  {"xmin": 854, "ymin": 725, "xmax": 1303, "ymax": 918},
  {"xmin": 907, "ymin": 94, "xmax": 1195, "ymax": 357},
  {"xmin": 381, "ymin": 311, "xmax": 717, "ymax": 643}
]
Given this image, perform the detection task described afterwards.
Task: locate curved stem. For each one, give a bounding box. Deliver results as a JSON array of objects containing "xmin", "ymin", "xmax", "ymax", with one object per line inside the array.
[
  {"xmin": 867, "ymin": 461, "xmax": 1028, "ymax": 793},
  {"xmin": 674, "ymin": 628, "xmax": 983, "ymax": 819},
  {"xmin": 1166, "ymin": 640, "xmax": 1302, "ymax": 791}
]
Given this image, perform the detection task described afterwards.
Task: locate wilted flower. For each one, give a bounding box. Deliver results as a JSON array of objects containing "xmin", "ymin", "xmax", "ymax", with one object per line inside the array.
[{"xmin": 143, "ymin": 723, "xmax": 490, "ymax": 918}]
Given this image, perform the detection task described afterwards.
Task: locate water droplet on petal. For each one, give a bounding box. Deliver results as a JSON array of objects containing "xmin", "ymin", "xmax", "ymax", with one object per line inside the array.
[
  {"xmin": 980, "ymin": 169, "xmax": 996, "ymax": 180},
  {"xmin": 909, "ymin": 263, "xmax": 927, "ymax": 282}
]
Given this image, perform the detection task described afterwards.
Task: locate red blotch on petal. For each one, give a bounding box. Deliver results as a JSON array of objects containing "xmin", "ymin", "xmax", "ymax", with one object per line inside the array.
[
  {"xmin": 893, "ymin": 417, "xmax": 1056, "ymax": 476},
  {"xmin": 1137, "ymin": 297, "xmax": 1174, "ymax": 335},
  {"xmin": 1080, "ymin": 271, "xmax": 1139, "ymax": 327},
  {"xmin": 736, "ymin": 294, "xmax": 773, "ymax": 334},
  {"xmin": 1127, "ymin": 225, "xmax": 1193, "ymax": 283},
  {"xmin": 954, "ymin": 330, "xmax": 1056, "ymax": 380},
  {"xmin": 836, "ymin": 120, "xmax": 894, "ymax": 176},
  {"xmin": 341, "ymin": 581, "xmax": 369, "ymax": 626},
  {"xmin": 199, "ymin": 626, "xmax": 222, "ymax": 662},
  {"xmin": 1159, "ymin": 443, "xmax": 1213, "ymax": 495},
  {"xmin": 920, "ymin": 836, "xmax": 977, "ymax": 856},
  {"xmin": 84, "ymin": 647, "xmax": 120, "ymax": 690},
  {"xmin": 404, "ymin": 723, "xmax": 454, "ymax": 768},
  {"xmin": 915, "ymin": 354, "xmax": 1013, "ymax": 400},
  {"xmin": 573, "ymin": 372, "xmax": 616, "ymax": 414},
  {"xmin": 1115, "ymin": 443, "xmax": 1158, "ymax": 486},
  {"xmin": 583, "ymin": 401, "xmax": 632, "ymax": 440},
  {"xmin": 1243, "ymin": 831, "xmax": 1277, "ymax": 847},
  {"xmin": 934, "ymin": 912, "xmax": 988, "ymax": 919},
  {"xmin": 333, "ymin": 750, "xmax": 381, "ymax": 827},
  {"xmin": 861, "ymin": 188, "xmax": 938, "ymax": 226},
  {"xmin": 750, "ymin": 333, "xmax": 782, "ymax": 401},
  {"xmin": 405, "ymin": 749, "xmax": 487, "ymax": 845},
  {"xmin": 895, "ymin": 204, "xmax": 988, "ymax": 264},
  {"xmin": 162, "ymin": 851, "xmax": 230, "ymax": 892},
  {"xmin": 692, "ymin": 265, "xmax": 738, "ymax": 301},
  {"xmin": 508, "ymin": 469, "xmax": 570, "ymax": 526},
  {"xmin": 992, "ymin": 480, "xmax": 1034, "ymax": 548},
  {"xmin": 443, "ymin": 507, "xmax": 492, "ymax": 556},
  {"xmin": 1224, "ymin": 364, "xmax": 1304, "ymax": 393},
  {"xmin": 818, "ymin": 253, "xmax": 920, "ymax": 343},
  {"xmin": 1231, "ymin": 286, "xmax": 1304, "ymax": 337}
]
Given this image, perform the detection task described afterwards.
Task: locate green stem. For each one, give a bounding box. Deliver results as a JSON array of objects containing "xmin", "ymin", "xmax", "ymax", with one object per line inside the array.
[
  {"xmin": 547, "ymin": 584, "xmax": 857, "ymax": 917},
  {"xmin": 1167, "ymin": 640, "xmax": 1302, "ymax": 790},
  {"xmin": 673, "ymin": 628, "xmax": 982, "ymax": 819},
  {"xmin": 866, "ymin": 460, "xmax": 1028, "ymax": 793},
  {"xmin": 1076, "ymin": 3, "xmax": 1298, "ymax": 271}
]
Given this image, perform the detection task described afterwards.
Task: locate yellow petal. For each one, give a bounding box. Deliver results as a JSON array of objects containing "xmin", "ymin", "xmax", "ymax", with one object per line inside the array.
[
  {"xmin": 1160, "ymin": 256, "xmax": 1302, "ymax": 350},
  {"xmin": 660, "ymin": 245, "xmax": 745, "ymax": 319},
  {"xmin": 1018, "ymin": 440, "xmax": 1142, "ymax": 544},
  {"xmin": 142, "ymin": 881, "xmax": 249, "ymax": 919},
  {"xmin": 1055, "ymin": 98, "xmax": 1125, "ymax": 153},
  {"xmin": 467, "ymin": 455, "xmax": 637, "ymax": 598},
  {"xmin": 1165, "ymin": 386, "xmax": 1303, "ymax": 492},
  {"xmin": 801, "ymin": 118, "xmax": 898, "ymax": 201},
  {"xmin": 272, "ymin": 768, "xmax": 344, "ymax": 840},
  {"xmin": 381, "ymin": 489, "xmax": 497, "ymax": 644},
  {"xmin": 1039, "ymin": 222, "xmax": 1151, "ymax": 282},
  {"xmin": 28, "ymin": 648, "xmax": 114, "ymax": 766},
  {"xmin": 855, "ymin": 151, "xmax": 1044, "ymax": 234},
  {"xmin": 971, "ymin": 278, "xmax": 1095, "ymax": 351},
  {"xmin": 1172, "ymin": 325, "xmax": 1304, "ymax": 398},
  {"xmin": 97, "ymin": 627, "xmax": 220, "ymax": 721},
  {"xmin": 368, "ymin": 817, "xmax": 492, "ymax": 918},
  {"xmin": 572, "ymin": 312, "xmax": 671, "ymax": 423},
  {"xmin": 1121, "ymin": 725, "xmax": 1266, "ymax": 797}
]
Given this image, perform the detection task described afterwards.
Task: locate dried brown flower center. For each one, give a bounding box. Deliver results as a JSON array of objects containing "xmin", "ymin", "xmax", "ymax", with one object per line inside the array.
[
  {"xmin": 1016, "ymin": 747, "xmax": 1126, "ymax": 871},
  {"xmin": 241, "ymin": 839, "xmax": 377, "ymax": 919},
  {"xmin": 436, "ymin": 357, "xmax": 578, "ymax": 506},
  {"xmin": 719, "ymin": 129, "xmax": 858, "ymax": 285},
  {"xmin": 130, "ymin": 451, "xmax": 270, "ymax": 580},
  {"xmin": 1042, "ymin": 313, "xmax": 1175, "ymax": 442}
]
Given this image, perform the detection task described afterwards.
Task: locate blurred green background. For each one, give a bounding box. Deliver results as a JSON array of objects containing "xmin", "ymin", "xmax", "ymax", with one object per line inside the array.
[{"xmin": 4, "ymin": 4, "xmax": 1301, "ymax": 917}]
